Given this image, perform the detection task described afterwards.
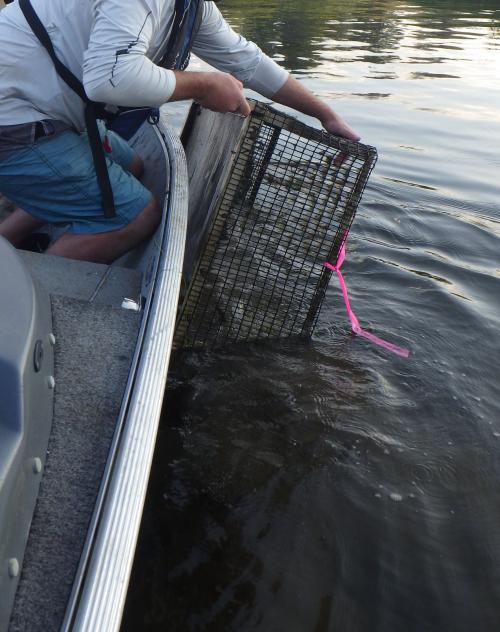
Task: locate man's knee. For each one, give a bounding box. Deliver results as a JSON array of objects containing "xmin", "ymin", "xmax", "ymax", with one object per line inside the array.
[
  {"xmin": 128, "ymin": 154, "xmax": 144, "ymax": 179},
  {"xmin": 141, "ymin": 196, "xmax": 161, "ymax": 224},
  {"xmin": 125, "ymin": 196, "xmax": 161, "ymax": 238}
]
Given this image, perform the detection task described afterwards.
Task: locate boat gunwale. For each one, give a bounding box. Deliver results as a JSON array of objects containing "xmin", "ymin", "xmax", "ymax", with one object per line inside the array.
[{"xmin": 60, "ymin": 112, "xmax": 188, "ymax": 632}]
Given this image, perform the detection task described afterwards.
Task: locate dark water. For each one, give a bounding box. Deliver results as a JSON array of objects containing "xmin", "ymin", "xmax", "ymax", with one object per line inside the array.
[{"xmin": 122, "ymin": 1, "xmax": 500, "ymax": 630}]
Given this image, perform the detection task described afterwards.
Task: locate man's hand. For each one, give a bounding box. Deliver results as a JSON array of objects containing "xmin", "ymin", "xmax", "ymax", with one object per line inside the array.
[
  {"xmin": 171, "ymin": 71, "xmax": 251, "ymax": 116},
  {"xmin": 320, "ymin": 111, "xmax": 360, "ymax": 142}
]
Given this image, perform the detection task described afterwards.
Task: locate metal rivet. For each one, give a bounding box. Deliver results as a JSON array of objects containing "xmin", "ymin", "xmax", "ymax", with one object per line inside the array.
[
  {"xmin": 33, "ymin": 458, "xmax": 42, "ymax": 474},
  {"xmin": 33, "ymin": 340, "xmax": 44, "ymax": 372},
  {"xmin": 47, "ymin": 376, "xmax": 55, "ymax": 390},
  {"xmin": 8, "ymin": 558, "xmax": 19, "ymax": 578},
  {"xmin": 48, "ymin": 333, "xmax": 56, "ymax": 346}
]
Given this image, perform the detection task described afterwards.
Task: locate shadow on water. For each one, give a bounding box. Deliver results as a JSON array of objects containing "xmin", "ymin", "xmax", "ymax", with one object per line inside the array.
[
  {"xmin": 122, "ymin": 0, "xmax": 500, "ymax": 630},
  {"xmin": 123, "ymin": 323, "xmax": 500, "ymax": 631}
]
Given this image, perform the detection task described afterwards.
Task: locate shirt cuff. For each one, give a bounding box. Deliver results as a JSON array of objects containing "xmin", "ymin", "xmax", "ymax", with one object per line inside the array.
[{"xmin": 245, "ymin": 55, "xmax": 288, "ymax": 99}]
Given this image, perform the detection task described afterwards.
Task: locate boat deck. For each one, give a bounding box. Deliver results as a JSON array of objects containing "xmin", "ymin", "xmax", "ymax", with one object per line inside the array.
[{"xmin": 8, "ymin": 252, "xmax": 142, "ymax": 632}]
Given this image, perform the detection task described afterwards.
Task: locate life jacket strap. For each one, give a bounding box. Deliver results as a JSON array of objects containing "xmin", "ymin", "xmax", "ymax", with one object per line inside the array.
[
  {"xmin": 160, "ymin": 0, "xmax": 205, "ymax": 70},
  {"xmin": 18, "ymin": 0, "xmax": 116, "ymax": 219}
]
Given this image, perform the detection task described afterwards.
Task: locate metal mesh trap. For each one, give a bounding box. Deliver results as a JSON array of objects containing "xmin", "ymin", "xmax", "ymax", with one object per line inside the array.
[{"xmin": 175, "ymin": 100, "xmax": 377, "ymax": 349}]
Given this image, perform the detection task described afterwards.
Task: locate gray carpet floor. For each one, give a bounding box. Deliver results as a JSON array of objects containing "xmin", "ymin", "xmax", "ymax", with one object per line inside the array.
[{"xmin": 9, "ymin": 295, "xmax": 140, "ymax": 632}]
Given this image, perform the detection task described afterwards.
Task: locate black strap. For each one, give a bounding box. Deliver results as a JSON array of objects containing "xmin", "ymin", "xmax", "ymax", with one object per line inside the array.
[
  {"xmin": 160, "ymin": 0, "xmax": 190, "ymax": 69},
  {"xmin": 19, "ymin": 0, "xmax": 116, "ymax": 218},
  {"xmin": 83, "ymin": 102, "xmax": 116, "ymax": 218},
  {"xmin": 160, "ymin": 0, "xmax": 206, "ymax": 71}
]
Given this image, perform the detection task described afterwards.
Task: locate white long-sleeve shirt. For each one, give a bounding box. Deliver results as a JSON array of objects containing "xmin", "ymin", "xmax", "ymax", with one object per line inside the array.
[{"xmin": 0, "ymin": 0, "xmax": 288, "ymax": 130}]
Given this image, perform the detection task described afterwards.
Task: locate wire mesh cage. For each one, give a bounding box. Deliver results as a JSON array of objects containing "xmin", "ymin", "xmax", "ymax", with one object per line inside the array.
[{"xmin": 175, "ymin": 100, "xmax": 377, "ymax": 349}]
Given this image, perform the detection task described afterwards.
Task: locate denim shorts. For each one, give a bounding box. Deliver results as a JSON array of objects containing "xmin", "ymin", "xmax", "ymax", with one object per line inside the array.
[{"xmin": 0, "ymin": 122, "xmax": 152, "ymax": 234}]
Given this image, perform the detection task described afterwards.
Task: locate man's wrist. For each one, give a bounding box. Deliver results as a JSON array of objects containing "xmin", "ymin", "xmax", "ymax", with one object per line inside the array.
[
  {"xmin": 171, "ymin": 71, "xmax": 210, "ymax": 103},
  {"xmin": 310, "ymin": 101, "xmax": 335, "ymax": 126}
]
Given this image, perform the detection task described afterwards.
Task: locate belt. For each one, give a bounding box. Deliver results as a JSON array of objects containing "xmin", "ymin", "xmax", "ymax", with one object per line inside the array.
[
  {"xmin": 34, "ymin": 120, "xmax": 50, "ymax": 141},
  {"xmin": 33, "ymin": 119, "xmax": 70, "ymax": 142},
  {"xmin": 0, "ymin": 119, "xmax": 70, "ymax": 160}
]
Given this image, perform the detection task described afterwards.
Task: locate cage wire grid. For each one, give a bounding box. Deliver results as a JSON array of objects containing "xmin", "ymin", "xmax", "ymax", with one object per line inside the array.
[{"xmin": 175, "ymin": 101, "xmax": 377, "ymax": 349}]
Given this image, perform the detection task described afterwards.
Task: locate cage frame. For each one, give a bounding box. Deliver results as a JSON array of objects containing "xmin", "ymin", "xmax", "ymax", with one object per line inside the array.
[{"xmin": 175, "ymin": 99, "xmax": 378, "ymax": 349}]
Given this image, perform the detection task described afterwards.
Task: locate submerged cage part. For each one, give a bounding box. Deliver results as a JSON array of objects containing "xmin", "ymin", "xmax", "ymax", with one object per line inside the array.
[{"xmin": 175, "ymin": 100, "xmax": 377, "ymax": 349}]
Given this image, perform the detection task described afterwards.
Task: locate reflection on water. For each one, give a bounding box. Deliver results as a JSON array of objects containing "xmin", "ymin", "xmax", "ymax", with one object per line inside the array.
[
  {"xmin": 122, "ymin": 1, "xmax": 500, "ymax": 631},
  {"xmin": 218, "ymin": 0, "xmax": 500, "ymax": 75}
]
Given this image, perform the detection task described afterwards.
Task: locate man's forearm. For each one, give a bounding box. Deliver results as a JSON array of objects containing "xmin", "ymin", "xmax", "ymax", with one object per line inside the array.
[
  {"xmin": 271, "ymin": 76, "xmax": 360, "ymax": 141},
  {"xmin": 169, "ymin": 71, "xmax": 359, "ymax": 140}
]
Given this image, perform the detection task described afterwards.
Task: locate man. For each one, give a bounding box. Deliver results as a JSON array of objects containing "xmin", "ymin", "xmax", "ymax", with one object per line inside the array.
[{"xmin": 0, "ymin": 0, "xmax": 359, "ymax": 263}]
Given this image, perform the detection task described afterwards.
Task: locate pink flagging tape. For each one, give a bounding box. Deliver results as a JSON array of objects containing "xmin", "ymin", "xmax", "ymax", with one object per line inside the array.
[{"xmin": 324, "ymin": 245, "xmax": 410, "ymax": 358}]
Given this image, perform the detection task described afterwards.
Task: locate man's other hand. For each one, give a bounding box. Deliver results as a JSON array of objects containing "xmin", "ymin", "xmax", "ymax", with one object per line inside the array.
[
  {"xmin": 320, "ymin": 112, "xmax": 360, "ymax": 142},
  {"xmin": 171, "ymin": 71, "xmax": 251, "ymax": 117}
]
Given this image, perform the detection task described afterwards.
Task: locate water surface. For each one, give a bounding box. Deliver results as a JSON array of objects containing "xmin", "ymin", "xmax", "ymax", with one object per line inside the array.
[{"xmin": 123, "ymin": 1, "xmax": 500, "ymax": 630}]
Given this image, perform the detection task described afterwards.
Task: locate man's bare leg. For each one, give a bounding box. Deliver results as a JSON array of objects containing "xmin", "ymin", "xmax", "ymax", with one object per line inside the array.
[
  {"xmin": 0, "ymin": 208, "xmax": 45, "ymax": 246},
  {"xmin": 46, "ymin": 197, "xmax": 160, "ymax": 264}
]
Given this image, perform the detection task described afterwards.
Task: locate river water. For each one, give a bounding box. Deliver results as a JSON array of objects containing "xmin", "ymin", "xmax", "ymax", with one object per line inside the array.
[{"xmin": 122, "ymin": 1, "xmax": 500, "ymax": 630}]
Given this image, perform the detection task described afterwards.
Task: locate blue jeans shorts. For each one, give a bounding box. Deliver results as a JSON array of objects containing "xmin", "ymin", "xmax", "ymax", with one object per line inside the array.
[{"xmin": 0, "ymin": 122, "xmax": 152, "ymax": 234}]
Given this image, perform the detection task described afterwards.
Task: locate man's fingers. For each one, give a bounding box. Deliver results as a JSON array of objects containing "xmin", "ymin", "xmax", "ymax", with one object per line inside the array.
[
  {"xmin": 322, "ymin": 114, "xmax": 361, "ymax": 141},
  {"xmin": 235, "ymin": 97, "xmax": 251, "ymax": 117}
]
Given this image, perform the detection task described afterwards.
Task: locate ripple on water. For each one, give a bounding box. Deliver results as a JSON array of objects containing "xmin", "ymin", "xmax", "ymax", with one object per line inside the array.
[{"xmin": 123, "ymin": 3, "xmax": 500, "ymax": 631}]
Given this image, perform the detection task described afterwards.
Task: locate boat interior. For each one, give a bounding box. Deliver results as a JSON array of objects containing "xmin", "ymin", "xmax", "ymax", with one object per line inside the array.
[{"xmin": 1, "ymin": 108, "xmax": 188, "ymax": 631}]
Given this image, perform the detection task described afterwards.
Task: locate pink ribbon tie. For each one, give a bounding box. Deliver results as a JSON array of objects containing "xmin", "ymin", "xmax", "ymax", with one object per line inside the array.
[{"xmin": 324, "ymin": 245, "xmax": 410, "ymax": 358}]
